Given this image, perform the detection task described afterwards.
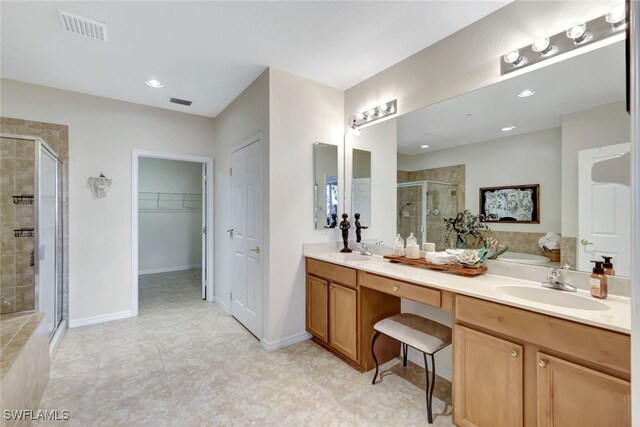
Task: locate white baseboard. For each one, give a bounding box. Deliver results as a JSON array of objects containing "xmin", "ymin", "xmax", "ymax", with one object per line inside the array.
[
  {"xmin": 261, "ymin": 331, "xmax": 312, "ymax": 352},
  {"xmin": 69, "ymin": 310, "xmax": 132, "ymax": 328},
  {"xmin": 214, "ymin": 296, "xmax": 230, "ymax": 313},
  {"xmin": 139, "ymin": 264, "xmax": 202, "ymax": 275}
]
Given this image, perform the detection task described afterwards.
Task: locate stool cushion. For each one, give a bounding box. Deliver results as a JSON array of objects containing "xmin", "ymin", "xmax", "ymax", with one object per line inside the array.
[{"xmin": 374, "ymin": 313, "xmax": 452, "ymax": 355}]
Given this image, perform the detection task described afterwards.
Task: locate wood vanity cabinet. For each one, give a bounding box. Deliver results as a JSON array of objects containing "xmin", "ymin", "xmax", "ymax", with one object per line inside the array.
[
  {"xmin": 305, "ymin": 258, "xmax": 359, "ymax": 363},
  {"xmin": 453, "ymin": 295, "xmax": 631, "ymax": 427}
]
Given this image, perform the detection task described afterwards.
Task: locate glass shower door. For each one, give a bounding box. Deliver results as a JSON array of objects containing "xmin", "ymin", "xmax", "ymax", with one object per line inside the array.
[{"xmin": 38, "ymin": 144, "xmax": 59, "ymax": 337}]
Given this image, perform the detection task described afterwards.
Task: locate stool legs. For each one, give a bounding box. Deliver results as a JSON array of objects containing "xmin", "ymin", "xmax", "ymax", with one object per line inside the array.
[
  {"xmin": 423, "ymin": 352, "xmax": 437, "ymax": 424},
  {"xmin": 371, "ymin": 331, "xmax": 381, "ymax": 385}
]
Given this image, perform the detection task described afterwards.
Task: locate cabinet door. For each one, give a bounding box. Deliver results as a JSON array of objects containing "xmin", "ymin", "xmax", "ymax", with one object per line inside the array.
[
  {"xmin": 453, "ymin": 325, "xmax": 523, "ymax": 427},
  {"xmin": 329, "ymin": 282, "xmax": 358, "ymax": 361},
  {"xmin": 306, "ymin": 276, "xmax": 328, "ymax": 342},
  {"xmin": 537, "ymin": 353, "xmax": 630, "ymax": 427}
]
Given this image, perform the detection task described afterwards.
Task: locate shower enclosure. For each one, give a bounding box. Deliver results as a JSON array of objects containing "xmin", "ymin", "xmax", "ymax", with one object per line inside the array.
[
  {"xmin": 0, "ymin": 135, "xmax": 63, "ymax": 339},
  {"xmin": 397, "ymin": 180, "xmax": 459, "ymax": 249}
]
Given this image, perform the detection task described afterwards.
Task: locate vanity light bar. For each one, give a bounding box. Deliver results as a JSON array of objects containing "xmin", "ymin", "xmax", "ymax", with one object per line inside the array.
[
  {"xmin": 349, "ymin": 99, "xmax": 398, "ymax": 130},
  {"xmin": 500, "ymin": 7, "xmax": 626, "ymax": 76}
]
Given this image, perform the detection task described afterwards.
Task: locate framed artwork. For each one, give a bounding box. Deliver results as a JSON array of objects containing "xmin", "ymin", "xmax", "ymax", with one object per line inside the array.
[{"xmin": 479, "ymin": 184, "xmax": 540, "ymax": 224}]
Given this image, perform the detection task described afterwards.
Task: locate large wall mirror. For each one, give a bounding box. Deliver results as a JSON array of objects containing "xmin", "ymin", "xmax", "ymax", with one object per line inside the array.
[
  {"xmin": 354, "ymin": 39, "xmax": 630, "ymax": 276},
  {"xmin": 352, "ymin": 148, "xmax": 372, "ymax": 227},
  {"xmin": 313, "ymin": 142, "xmax": 339, "ymax": 229}
]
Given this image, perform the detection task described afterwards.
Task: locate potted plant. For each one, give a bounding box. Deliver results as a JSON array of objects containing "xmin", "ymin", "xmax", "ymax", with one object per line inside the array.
[{"xmin": 443, "ymin": 210, "xmax": 490, "ymax": 249}]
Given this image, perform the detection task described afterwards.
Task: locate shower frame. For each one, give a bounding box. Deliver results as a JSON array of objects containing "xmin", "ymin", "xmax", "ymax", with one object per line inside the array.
[{"xmin": 1, "ymin": 133, "xmax": 63, "ymax": 339}]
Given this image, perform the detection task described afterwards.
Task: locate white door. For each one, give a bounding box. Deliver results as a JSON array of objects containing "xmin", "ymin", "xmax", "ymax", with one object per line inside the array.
[
  {"xmin": 578, "ymin": 143, "xmax": 631, "ymax": 275},
  {"xmin": 352, "ymin": 178, "xmax": 372, "ymax": 226},
  {"xmin": 231, "ymin": 139, "xmax": 263, "ymax": 338},
  {"xmin": 201, "ymin": 163, "xmax": 208, "ymax": 300}
]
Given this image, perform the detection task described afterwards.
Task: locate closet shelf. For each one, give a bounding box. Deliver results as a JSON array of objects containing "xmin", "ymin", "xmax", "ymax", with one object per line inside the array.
[{"xmin": 138, "ymin": 191, "xmax": 202, "ymax": 211}]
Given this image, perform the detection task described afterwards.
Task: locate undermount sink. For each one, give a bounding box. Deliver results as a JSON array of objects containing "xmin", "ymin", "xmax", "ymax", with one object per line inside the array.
[
  {"xmin": 326, "ymin": 253, "xmax": 371, "ymax": 262},
  {"xmin": 495, "ymin": 285, "xmax": 610, "ymax": 311}
]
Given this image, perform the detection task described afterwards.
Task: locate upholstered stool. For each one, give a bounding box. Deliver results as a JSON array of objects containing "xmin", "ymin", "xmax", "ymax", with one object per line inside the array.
[{"xmin": 371, "ymin": 313, "xmax": 452, "ymax": 424}]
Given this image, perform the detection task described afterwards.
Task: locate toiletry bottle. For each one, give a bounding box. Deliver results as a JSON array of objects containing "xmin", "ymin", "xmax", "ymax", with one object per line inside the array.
[
  {"xmin": 393, "ymin": 234, "xmax": 405, "ymax": 256},
  {"xmin": 406, "ymin": 233, "xmax": 420, "ymax": 259},
  {"xmin": 590, "ymin": 261, "xmax": 608, "ymax": 299},
  {"xmin": 601, "ymin": 256, "xmax": 615, "ymax": 276}
]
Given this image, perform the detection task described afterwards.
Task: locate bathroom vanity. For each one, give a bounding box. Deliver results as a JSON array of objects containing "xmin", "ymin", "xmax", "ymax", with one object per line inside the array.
[{"xmin": 304, "ymin": 254, "xmax": 631, "ymax": 427}]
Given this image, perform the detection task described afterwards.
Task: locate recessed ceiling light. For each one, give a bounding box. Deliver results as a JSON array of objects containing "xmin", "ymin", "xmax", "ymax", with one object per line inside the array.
[
  {"xmin": 501, "ymin": 126, "xmax": 516, "ymax": 132},
  {"xmin": 424, "ymin": 128, "xmax": 443, "ymax": 135},
  {"xmin": 517, "ymin": 89, "xmax": 536, "ymax": 98},
  {"xmin": 145, "ymin": 79, "xmax": 164, "ymax": 88},
  {"xmin": 421, "ymin": 144, "xmax": 430, "ymax": 148}
]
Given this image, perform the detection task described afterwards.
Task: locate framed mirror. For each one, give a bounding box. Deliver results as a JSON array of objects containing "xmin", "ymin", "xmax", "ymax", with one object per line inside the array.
[
  {"xmin": 313, "ymin": 142, "xmax": 339, "ymax": 229},
  {"xmin": 352, "ymin": 148, "xmax": 371, "ymax": 228},
  {"xmin": 356, "ymin": 39, "xmax": 630, "ymax": 276}
]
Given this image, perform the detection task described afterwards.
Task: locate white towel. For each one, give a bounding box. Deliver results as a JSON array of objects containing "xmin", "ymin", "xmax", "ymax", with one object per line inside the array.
[
  {"xmin": 426, "ymin": 251, "xmax": 456, "ymax": 265},
  {"xmin": 538, "ymin": 232, "xmax": 561, "ymax": 249}
]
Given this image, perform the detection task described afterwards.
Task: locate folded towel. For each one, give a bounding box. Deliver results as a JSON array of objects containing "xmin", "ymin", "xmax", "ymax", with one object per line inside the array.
[
  {"xmin": 426, "ymin": 251, "xmax": 456, "ymax": 265},
  {"xmin": 538, "ymin": 232, "xmax": 561, "ymax": 250}
]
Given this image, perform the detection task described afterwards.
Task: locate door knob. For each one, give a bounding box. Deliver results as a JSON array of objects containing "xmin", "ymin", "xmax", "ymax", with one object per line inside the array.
[
  {"xmin": 580, "ymin": 239, "xmax": 593, "ymax": 245},
  {"xmin": 250, "ymin": 246, "xmax": 261, "ymax": 254},
  {"xmin": 510, "ymin": 350, "xmax": 519, "ymax": 358},
  {"xmin": 538, "ymin": 359, "xmax": 548, "ymax": 368}
]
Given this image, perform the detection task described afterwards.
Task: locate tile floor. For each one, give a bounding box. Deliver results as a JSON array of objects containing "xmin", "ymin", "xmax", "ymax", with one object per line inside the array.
[{"xmin": 35, "ymin": 269, "xmax": 453, "ymax": 426}]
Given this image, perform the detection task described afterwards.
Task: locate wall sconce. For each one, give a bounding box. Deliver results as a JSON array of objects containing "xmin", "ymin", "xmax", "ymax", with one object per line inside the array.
[
  {"xmin": 88, "ymin": 173, "xmax": 113, "ymax": 198},
  {"xmin": 348, "ymin": 99, "xmax": 397, "ymax": 134},
  {"xmin": 500, "ymin": 6, "xmax": 626, "ymax": 76}
]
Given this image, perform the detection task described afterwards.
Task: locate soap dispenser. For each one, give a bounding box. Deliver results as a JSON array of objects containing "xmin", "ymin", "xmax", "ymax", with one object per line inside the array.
[
  {"xmin": 393, "ymin": 234, "xmax": 405, "ymax": 256},
  {"xmin": 590, "ymin": 261, "xmax": 608, "ymax": 299},
  {"xmin": 405, "ymin": 233, "xmax": 420, "ymax": 259},
  {"xmin": 601, "ymin": 256, "xmax": 615, "ymax": 276}
]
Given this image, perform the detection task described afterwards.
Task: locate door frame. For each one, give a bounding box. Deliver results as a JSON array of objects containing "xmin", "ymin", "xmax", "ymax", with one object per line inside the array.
[
  {"xmin": 131, "ymin": 149, "xmax": 215, "ymax": 316},
  {"xmin": 229, "ymin": 132, "xmax": 264, "ymax": 339}
]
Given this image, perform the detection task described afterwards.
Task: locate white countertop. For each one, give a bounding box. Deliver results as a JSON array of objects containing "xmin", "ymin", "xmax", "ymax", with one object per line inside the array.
[{"xmin": 305, "ymin": 252, "xmax": 631, "ymax": 334}]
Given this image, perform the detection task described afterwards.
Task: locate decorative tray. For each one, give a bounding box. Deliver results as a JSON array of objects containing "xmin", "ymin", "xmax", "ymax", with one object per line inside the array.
[{"xmin": 383, "ymin": 255, "xmax": 487, "ymax": 277}]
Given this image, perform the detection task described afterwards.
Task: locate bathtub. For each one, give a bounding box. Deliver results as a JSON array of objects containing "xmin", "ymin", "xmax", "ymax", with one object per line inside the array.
[
  {"xmin": 0, "ymin": 312, "xmax": 49, "ymax": 427},
  {"xmin": 497, "ymin": 251, "xmax": 551, "ymax": 266}
]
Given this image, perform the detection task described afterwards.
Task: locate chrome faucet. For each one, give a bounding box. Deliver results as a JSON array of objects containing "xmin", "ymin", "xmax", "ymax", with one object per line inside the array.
[
  {"xmin": 360, "ymin": 243, "xmax": 373, "ymax": 256},
  {"xmin": 542, "ymin": 268, "xmax": 577, "ymax": 292}
]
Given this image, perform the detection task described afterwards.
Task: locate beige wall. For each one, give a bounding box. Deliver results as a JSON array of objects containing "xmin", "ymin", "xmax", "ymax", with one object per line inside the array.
[
  {"xmin": 344, "ymin": 1, "xmax": 617, "ymax": 122},
  {"xmin": 561, "ymin": 101, "xmax": 631, "ymax": 237},
  {"xmin": 267, "ymin": 68, "xmax": 344, "ymax": 347},
  {"xmin": 0, "ymin": 78, "xmax": 215, "ymax": 323},
  {"xmin": 210, "ymin": 69, "xmax": 270, "ymax": 318}
]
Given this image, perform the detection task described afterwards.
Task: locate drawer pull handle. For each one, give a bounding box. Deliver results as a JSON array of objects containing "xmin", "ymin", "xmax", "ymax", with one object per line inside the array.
[
  {"xmin": 510, "ymin": 350, "xmax": 519, "ymax": 358},
  {"xmin": 538, "ymin": 359, "xmax": 548, "ymax": 368},
  {"xmin": 392, "ymin": 286, "xmax": 399, "ymax": 292}
]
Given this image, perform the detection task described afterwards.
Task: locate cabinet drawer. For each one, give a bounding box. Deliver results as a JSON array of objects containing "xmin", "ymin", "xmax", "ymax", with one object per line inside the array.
[
  {"xmin": 307, "ymin": 258, "xmax": 357, "ymax": 288},
  {"xmin": 363, "ymin": 273, "xmax": 441, "ymax": 308},
  {"xmin": 456, "ymin": 295, "xmax": 630, "ymax": 375}
]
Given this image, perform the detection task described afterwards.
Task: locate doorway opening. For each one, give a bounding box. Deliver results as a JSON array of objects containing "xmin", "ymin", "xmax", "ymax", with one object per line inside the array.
[{"xmin": 131, "ymin": 150, "xmax": 214, "ymax": 316}]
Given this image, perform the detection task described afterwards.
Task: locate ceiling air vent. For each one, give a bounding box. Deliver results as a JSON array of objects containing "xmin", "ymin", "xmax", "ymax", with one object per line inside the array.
[
  {"xmin": 57, "ymin": 10, "xmax": 107, "ymax": 42},
  {"xmin": 170, "ymin": 98, "xmax": 192, "ymax": 106}
]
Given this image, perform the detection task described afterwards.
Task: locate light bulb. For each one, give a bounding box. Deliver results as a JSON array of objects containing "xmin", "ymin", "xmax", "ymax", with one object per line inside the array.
[
  {"xmin": 367, "ymin": 108, "xmax": 377, "ymax": 117},
  {"xmin": 420, "ymin": 144, "xmax": 430, "ymax": 149},
  {"xmin": 355, "ymin": 113, "xmax": 365, "ymax": 121},
  {"xmin": 606, "ymin": 5, "xmax": 626, "ymax": 28},
  {"xmin": 379, "ymin": 103, "xmax": 389, "ymax": 112},
  {"xmin": 504, "ymin": 49, "xmax": 524, "ymax": 66},
  {"xmin": 566, "ymin": 23, "xmax": 591, "ymax": 44},
  {"xmin": 531, "ymin": 37, "xmax": 555, "ymax": 55}
]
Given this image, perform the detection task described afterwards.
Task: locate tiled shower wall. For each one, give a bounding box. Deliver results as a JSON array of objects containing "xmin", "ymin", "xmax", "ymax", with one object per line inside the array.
[
  {"xmin": 0, "ymin": 139, "xmax": 35, "ymax": 313},
  {"xmin": 0, "ymin": 117, "xmax": 69, "ymax": 319}
]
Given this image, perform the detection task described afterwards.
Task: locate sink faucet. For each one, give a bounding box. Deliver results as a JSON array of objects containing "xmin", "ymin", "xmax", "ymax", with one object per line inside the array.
[
  {"xmin": 542, "ymin": 268, "xmax": 577, "ymax": 292},
  {"xmin": 360, "ymin": 243, "xmax": 373, "ymax": 256}
]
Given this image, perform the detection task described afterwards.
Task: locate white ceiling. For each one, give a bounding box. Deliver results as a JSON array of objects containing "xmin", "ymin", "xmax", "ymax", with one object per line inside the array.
[
  {"xmin": 0, "ymin": 1, "xmax": 511, "ymax": 117},
  {"xmin": 397, "ymin": 40, "xmax": 626, "ymax": 155}
]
